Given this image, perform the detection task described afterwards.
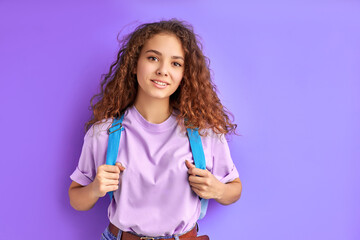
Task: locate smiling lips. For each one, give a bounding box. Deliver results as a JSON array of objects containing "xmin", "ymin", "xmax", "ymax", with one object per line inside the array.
[{"xmin": 151, "ymin": 79, "xmax": 169, "ymax": 88}]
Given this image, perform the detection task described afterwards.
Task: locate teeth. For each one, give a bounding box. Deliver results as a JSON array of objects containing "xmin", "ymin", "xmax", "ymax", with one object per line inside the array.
[{"xmin": 153, "ymin": 80, "xmax": 167, "ymax": 86}]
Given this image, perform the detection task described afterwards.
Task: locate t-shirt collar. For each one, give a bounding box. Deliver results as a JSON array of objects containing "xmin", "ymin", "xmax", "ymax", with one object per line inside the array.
[{"xmin": 129, "ymin": 105, "xmax": 178, "ymax": 132}]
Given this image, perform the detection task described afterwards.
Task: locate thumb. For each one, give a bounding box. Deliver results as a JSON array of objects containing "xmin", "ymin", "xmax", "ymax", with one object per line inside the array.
[
  {"xmin": 116, "ymin": 162, "xmax": 126, "ymax": 171},
  {"xmin": 185, "ymin": 160, "xmax": 195, "ymax": 169}
]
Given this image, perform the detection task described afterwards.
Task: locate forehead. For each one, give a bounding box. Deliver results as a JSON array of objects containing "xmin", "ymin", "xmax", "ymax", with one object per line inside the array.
[{"xmin": 141, "ymin": 33, "xmax": 184, "ymax": 57}]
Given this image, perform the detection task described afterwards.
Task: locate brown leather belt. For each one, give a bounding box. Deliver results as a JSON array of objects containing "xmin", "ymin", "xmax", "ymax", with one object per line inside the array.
[{"xmin": 108, "ymin": 222, "xmax": 209, "ymax": 240}]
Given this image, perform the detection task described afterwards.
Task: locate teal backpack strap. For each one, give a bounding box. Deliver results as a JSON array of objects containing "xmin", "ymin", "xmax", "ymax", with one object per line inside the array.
[
  {"xmin": 186, "ymin": 127, "xmax": 209, "ymax": 220},
  {"xmin": 106, "ymin": 114, "xmax": 125, "ymax": 200}
]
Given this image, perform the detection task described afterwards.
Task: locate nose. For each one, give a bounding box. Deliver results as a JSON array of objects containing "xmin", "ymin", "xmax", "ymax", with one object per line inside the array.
[{"xmin": 156, "ymin": 62, "xmax": 168, "ymax": 76}]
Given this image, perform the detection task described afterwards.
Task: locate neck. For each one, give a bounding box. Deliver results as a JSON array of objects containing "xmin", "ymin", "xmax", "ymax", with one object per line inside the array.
[{"xmin": 133, "ymin": 94, "xmax": 173, "ymax": 124}]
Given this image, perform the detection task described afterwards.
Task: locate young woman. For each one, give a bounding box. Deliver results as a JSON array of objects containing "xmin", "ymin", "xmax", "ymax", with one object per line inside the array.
[{"xmin": 68, "ymin": 19, "xmax": 242, "ymax": 240}]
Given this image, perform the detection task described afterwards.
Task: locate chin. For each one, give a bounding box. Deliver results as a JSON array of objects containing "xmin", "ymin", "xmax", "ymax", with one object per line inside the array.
[
  {"xmin": 148, "ymin": 90, "xmax": 174, "ymax": 100},
  {"xmin": 151, "ymin": 95, "xmax": 171, "ymax": 100}
]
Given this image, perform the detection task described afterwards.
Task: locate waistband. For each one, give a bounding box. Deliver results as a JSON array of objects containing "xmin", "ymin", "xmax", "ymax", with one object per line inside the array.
[{"xmin": 108, "ymin": 222, "xmax": 199, "ymax": 240}]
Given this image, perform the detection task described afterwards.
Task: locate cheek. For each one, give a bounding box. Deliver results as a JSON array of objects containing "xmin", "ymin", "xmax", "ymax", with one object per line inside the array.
[
  {"xmin": 171, "ymin": 78, "xmax": 183, "ymax": 93},
  {"xmin": 174, "ymin": 71, "xmax": 184, "ymax": 84},
  {"xmin": 171, "ymin": 77, "xmax": 182, "ymax": 90},
  {"xmin": 136, "ymin": 61, "xmax": 152, "ymax": 77}
]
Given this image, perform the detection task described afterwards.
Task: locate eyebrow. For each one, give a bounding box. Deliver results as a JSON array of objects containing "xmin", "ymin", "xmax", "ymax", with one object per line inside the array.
[{"xmin": 145, "ymin": 49, "xmax": 184, "ymax": 61}]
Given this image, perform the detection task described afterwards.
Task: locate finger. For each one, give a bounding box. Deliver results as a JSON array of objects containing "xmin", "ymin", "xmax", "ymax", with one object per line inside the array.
[
  {"xmin": 185, "ymin": 160, "xmax": 195, "ymax": 169},
  {"xmin": 189, "ymin": 182, "xmax": 204, "ymax": 189},
  {"xmin": 188, "ymin": 175, "xmax": 205, "ymax": 184},
  {"xmin": 191, "ymin": 185, "xmax": 202, "ymax": 191},
  {"xmin": 191, "ymin": 186, "xmax": 201, "ymax": 195},
  {"xmin": 185, "ymin": 161, "xmax": 207, "ymax": 176},
  {"xmin": 102, "ymin": 165, "xmax": 121, "ymax": 173},
  {"xmin": 104, "ymin": 185, "xmax": 119, "ymax": 192},
  {"xmin": 115, "ymin": 165, "xmax": 125, "ymax": 172},
  {"xmin": 188, "ymin": 167, "xmax": 207, "ymax": 177},
  {"xmin": 104, "ymin": 179, "xmax": 119, "ymax": 186},
  {"xmin": 115, "ymin": 162, "xmax": 126, "ymax": 171},
  {"xmin": 103, "ymin": 172, "xmax": 120, "ymax": 180}
]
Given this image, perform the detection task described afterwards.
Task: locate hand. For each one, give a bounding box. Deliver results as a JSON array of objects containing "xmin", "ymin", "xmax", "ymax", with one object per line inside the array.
[
  {"xmin": 185, "ymin": 160, "xmax": 225, "ymax": 200},
  {"xmin": 91, "ymin": 162, "xmax": 126, "ymax": 198}
]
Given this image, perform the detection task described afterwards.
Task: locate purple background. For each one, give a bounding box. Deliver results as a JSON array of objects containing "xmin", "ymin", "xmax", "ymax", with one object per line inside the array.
[{"xmin": 1, "ymin": 1, "xmax": 359, "ymax": 239}]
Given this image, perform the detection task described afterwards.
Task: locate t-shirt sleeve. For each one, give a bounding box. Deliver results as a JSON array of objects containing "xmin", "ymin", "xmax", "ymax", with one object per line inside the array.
[
  {"xmin": 211, "ymin": 133, "xmax": 240, "ymax": 184},
  {"xmin": 69, "ymin": 127, "xmax": 96, "ymax": 186}
]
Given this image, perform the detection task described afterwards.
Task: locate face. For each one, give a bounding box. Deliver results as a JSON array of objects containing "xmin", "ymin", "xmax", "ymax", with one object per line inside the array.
[{"xmin": 134, "ymin": 33, "xmax": 185, "ymax": 102}]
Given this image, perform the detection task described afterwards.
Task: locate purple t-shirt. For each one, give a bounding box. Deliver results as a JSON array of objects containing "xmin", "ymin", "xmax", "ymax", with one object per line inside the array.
[{"xmin": 70, "ymin": 105, "xmax": 239, "ymax": 237}]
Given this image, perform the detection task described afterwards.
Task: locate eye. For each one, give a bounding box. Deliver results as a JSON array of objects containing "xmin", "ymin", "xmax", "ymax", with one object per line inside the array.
[
  {"xmin": 173, "ymin": 62, "xmax": 182, "ymax": 67},
  {"xmin": 147, "ymin": 56, "xmax": 158, "ymax": 61}
]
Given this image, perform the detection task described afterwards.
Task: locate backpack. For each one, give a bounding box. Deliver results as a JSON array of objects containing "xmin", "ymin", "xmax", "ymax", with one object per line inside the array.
[{"xmin": 105, "ymin": 114, "xmax": 209, "ymax": 220}]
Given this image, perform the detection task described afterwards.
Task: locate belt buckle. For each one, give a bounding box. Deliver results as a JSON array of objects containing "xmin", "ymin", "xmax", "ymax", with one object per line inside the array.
[{"xmin": 140, "ymin": 237, "xmax": 155, "ymax": 240}]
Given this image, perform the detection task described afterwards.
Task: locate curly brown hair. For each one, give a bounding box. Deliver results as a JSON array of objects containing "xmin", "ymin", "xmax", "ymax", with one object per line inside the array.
[{"xmin": 85, "ymin": 18, "xmax": 238, "ymax": 137}]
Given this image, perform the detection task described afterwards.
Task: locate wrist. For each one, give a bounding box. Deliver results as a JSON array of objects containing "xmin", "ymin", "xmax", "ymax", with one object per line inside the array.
[
  {"xmin": 214, "ymin": 181, "xmax": 226, "ymax": 201},
  {"xmin": 88, "ymin": 181, "xmax": 99, "ymax": 199},
  {"xmin": 214, "ymin": 180, "xmax": 242, "ymax": 205}
]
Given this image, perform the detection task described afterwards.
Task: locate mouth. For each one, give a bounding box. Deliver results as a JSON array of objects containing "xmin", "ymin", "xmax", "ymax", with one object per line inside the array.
[{"xmin": 151, "ymin": 79, "xmax": 169, "ymax": 86}]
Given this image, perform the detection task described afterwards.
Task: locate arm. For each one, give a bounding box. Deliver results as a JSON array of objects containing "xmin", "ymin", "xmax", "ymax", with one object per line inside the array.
[
  {"xmin": 68, "ymin": 163, "xmax": 125, "ymax": 211},
  {"xmin": 68, "ymin": 181, "xmax": 99, "ymax": 211},
  {"xmin": 214, "ymin": 177, "xmax": 242, "ymax": 205}
]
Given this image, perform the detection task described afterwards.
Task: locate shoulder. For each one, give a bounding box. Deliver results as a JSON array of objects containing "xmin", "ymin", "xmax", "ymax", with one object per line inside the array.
[
  {"xmin": 84, "ymin": 118, "xmax": 113, "ymax": 143},
  {"xmin": 84, "ymin": 107, "xmax": 133, "ymax": 142},
  {"xmin": 199, "ymin": 128, "xmax": 227, "ymax": 144},
  {"xmin": 196, "ymin": 128, "xmax": 230, "ymax": 159}
]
